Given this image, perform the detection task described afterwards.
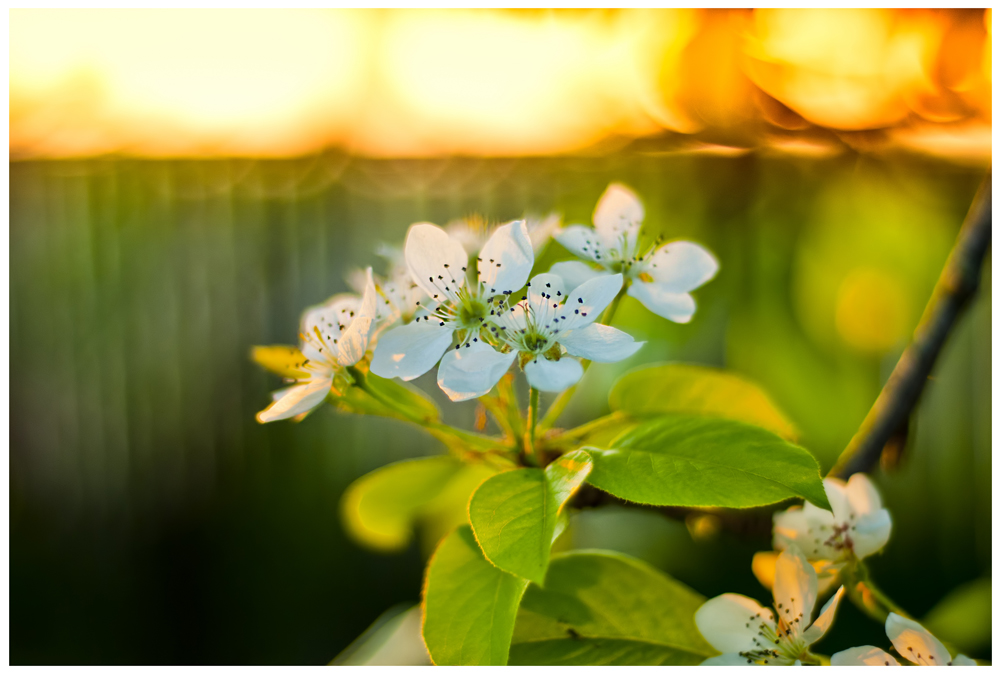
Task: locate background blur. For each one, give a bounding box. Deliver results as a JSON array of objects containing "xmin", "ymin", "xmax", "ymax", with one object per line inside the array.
[{"xmin": 9, "ymin": 8, "xmax": 991, "ymax": 665}]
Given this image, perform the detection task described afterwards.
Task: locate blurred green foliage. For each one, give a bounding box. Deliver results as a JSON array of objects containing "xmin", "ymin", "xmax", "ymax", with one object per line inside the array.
[{"xmin": 10, "ymin": 152, "xmax": 989, "ymax": 663}]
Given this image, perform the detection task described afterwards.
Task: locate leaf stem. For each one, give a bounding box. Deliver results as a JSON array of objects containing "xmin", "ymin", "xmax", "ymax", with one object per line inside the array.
[
  {"xmin": 524, "ymin": 387, "xmax": 541, "ymax": 467},
  {"xmin": 346, "ymin": 366, "xmax": 511, "ymax": 455},
  {"xmin": 538, "ymin": 288, "xmax": 626, "ymax": 432},
  {"xmin": 844, "ymin": 560, "xmax": 913, "ymax": 624}
]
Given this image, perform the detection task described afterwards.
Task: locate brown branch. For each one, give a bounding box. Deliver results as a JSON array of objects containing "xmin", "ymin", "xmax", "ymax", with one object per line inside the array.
[{"xmin": 830, "ymin": 175, "xmax": 992, "ymax": 479}]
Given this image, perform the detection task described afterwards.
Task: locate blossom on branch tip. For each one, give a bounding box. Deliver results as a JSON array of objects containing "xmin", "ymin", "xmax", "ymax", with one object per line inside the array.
[
  {"xmin": 256, "ymin": 268, "xmax": 379, "ymax": 423},
  {"xmin": 773, "ymin": 473, "xmax": 892, "ymax": 563},
  {"xmin": 370, "ymin": 220, "xmax": 534, "ymax": 382},
  {"xmin": 830, "ymin": 613, "xmax": 977, "ymax": 666},
  {"xmin": 550, "ymin": 183, "xmax": 718, "ymax": 323},
  {"xmin": 436, "ymin": 272, "xmax": 643, "ymax": 401},
  {"xmin": 695, "ymin": 545, "xmax": 845, "ymax": 666}
]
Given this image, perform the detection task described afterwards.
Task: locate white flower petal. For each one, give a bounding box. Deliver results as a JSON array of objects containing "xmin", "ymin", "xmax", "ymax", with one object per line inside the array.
[
  {"xmin": 647, "ymin": 241, "xmax": 719, "ymax": 293},
  {"xmin": 524, "ymin": 357, "xmax": 584, "ymax": 392},
  {"xmin": 830, "ymin": 646, "xmax": 901, "ymax": 666},
  {"xmin": 700, "ymin": 652, "xmax": 760, "ymax": 666},
  {"xmin": 553, "ymin": 224, "xmax": 606, "ymax": 262},
  {"xmin": 593, "ymin": 183, "xmax": 643, "ymax": 252},
  {"xmin": 560, "ymin": 323, "xmax": 644, "ymax": 363},
  {"xmin": 773, "ymin": 546, "xmax": 818, "ymax": 635},
  {"xmin": 337, "ymin": 268, "xmax": 379, "ymax": 366},
  {"xmin": 256, "ymin": 377, "xmax": 332, "ymax": 423},
  {"xmin": 477, "ymin": 219, "xmax": 534, "ymax": 294},
  {"xmin": 803, "ymin": 586, "xmax": 845, "ymax": 645},
  {"xmin": 404, "ymin": 222, "xmax": 468, "ymax": 301},
  {"xmin": 822, "ymin": 478, "xmax": 853, "ymax": 523},
  {"xmin": 527, "ymin": 272, "xmax": 567, "ymax": 306},
  {"xmin": 851, "ymin": 509, "xmax": 892, "ymax": 559},
  {"xmin": 774, "ymin": 505, "xmax": 838, "ymax": 560},
  {"xmin": 627, "ymin": 282, "xmax": 696, "ymax": 323},
  {"xmin": 845, "ymin": 473, "xmax": 884, "ymax": 516},
  {"xmin": 548, "ymin": 260, "xmax": 608, "ymax": 293},
  {"xmin": 436, "ymin": 342, "xmax": 517, "ymax": 402},
  {"xmin": 885, "ymin": 613, "xmax": 951, "ymax": 666},
  {"xmin": 300, "ymin": 293, "xmax": 361, "ymax": 361},
  {"xmin": 369, "ymin": 320, "xmax": 454, "ymax": 381},
  {"xmin": 952, "ymin": 654, "xmax": 978, "ymax": 666},
  {"xmin": 695, "ymin": 593, "xmax": 776, "ymax": 654},
  {"xmin": 559, "ymin": 273, "xmax": 623, "ymax": 331}
]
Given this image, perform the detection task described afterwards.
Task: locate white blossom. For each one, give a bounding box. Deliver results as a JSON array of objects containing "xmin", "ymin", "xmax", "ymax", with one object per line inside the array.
[
  {"xmin": 550, "ymin": 183, "xmax": 718, "ymax": 323},
  {"xmin": 436, "ymin": 272, "xmax": 642, "ymax": 401},
  {"xmin": 773, "ymin": 473, "xmax": 892, "ymax": 562},
  {"xmin": 257, "ymin": 269, "xmax": 379, "ymax": 423},
  {"xmin": 830, "ymin": 613, "xmax": 977, "ymax": 666},
  {"xmin": 370, "ymin": 220, "xmax": 533, "ymax": 382},
  {"xmin": 696, "ymin": 545, "xmax": 845, "ymax": 666}
]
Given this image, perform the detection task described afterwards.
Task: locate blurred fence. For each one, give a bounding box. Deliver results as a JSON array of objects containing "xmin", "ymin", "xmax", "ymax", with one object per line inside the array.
[{"xmin": 9, "ymin": 153, "xmax": 990, "ymax": 663}]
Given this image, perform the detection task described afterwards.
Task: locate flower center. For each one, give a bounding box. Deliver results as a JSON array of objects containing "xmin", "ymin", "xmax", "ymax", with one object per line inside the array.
[{"xmin": 739, "ymin": 603, "xmax": 810, "ymax": 666}]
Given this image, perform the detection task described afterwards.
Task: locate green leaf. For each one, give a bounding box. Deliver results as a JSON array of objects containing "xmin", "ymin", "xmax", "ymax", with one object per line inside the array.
[
  {"xmin": 469, "ymin": 450, "xmax": 592, "ymax": 585},
  {"xmin": 341, "ymin": 456, "xmax": 479, "ymax": 552},
  {"xmin": 923, "ymin": 577, "xmax": 991, "ymax": 655},
  {"xmin": 422, "ymin": 525, "xmax": 530, "ymax": 665},
  {"xmin": 609, "ymin": 362, "xmax": 799, "ymax": 440},
  {"xmin": 509, "ymin": 550, "xmax": 716, "ymax": 665},
  {"xmin": 340, "ymin": 371, "xmax": 441, "ymax": 422},
  {"xmin": 586, "ymin": 415, "xmax": 830, "ymax": 510}
]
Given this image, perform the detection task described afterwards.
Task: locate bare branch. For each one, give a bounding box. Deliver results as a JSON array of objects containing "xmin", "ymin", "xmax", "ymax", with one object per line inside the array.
[{"xmin": 830, "ymin": 175, "xmax": 992, "ymax": 479}]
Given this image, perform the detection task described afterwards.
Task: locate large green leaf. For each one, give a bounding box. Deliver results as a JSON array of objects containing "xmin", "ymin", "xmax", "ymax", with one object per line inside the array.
[
  {"xmin": 422, "ymin": 525, "xmax": 529, "ymax": 665},
  {"xmin": 586, "ymin": 415, "xmax": 830, "ymax": 510},
  {"xmin": 469, "ymin": 450, "xmax": 592, "ymax": 585},
  {"xmin": 341, "ymin": 456, "xmax": 488, "ymax": 552},
  {"xmin": 609, "ymin": 362, "xmax": 798, "ymax": 440},
  {"xmin": 509, "ymin": 550, "xmax": 716, "ymax": 665}
]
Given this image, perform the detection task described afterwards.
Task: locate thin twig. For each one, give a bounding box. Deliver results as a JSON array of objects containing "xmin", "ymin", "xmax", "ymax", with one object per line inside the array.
[{"xmin": 830, "ymin": 175, "xmax": 992, "ymax": 479}]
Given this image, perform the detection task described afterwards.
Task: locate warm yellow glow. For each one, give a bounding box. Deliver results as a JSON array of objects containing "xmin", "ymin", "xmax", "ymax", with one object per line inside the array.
[
  {"xmin": 8, "ymin": 8, "xmax": 992, "ymax": 158},
  {"xmin": 834, "ymin": 267, "xmax": 911, "ymax": 354}
]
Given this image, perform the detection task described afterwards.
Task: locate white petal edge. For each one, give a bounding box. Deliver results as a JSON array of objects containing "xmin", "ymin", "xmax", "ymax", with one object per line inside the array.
[
  {"xmin": 830, "ymin": 646, "xmax": 901, "ymax": 666},
  {"xmin": 524, "ymin": 357, "xmax": 584, "ymax": 392},
  {"xmin": 773, "ymin": 545, "xmax": 818, "ymax": 636},
  {"xmin": 885, "ymin": 613, "xmax": 951, "ymax": 666},
  {"xmin": 822, "ymin": 478, "xmax": 853, "ymax": 523},
  {"xmin": 559, "ymin": 273, "xmax": 623, "ymax": 331},
  {"xmin": 952, "ymin": 654, "xmax": 978, "ymax": 666},
  {"xmin": 477, "ymin": 219, "xmax": 534, "ymax": 294},
  {"xmin": 257, "ymin": 377, "xmax": 332, "ymax": 423},
  {"xmin": 694, "ymin": 593, "xmax": 776, "ymax": 654},
  {"xmin": 851, "ymin": 509, "xmax": 892, "ymax": 559},
  {"xmin": 845, "ymin": 472, "xmax": 884, "ymax": 516},
  {"xmin": 548, "ymin": 260, "xmax": 607, "ymax": 293},
  {"xmin": 560, "ymin": 323, "xmax": 644, "ymax": 363},
  {"xmin": 553, "ymin": 225, "xmax": 605, "ymax": 263},
  {"xmin": 369, "ymin": 320, "xmax": 454, "ymax": 381},
  {"xmin": 436, "ymin": 343, "xmax": 516, "ymax": 402},
  {"xmin": 593, "ymin": 183, "xmax": 643, "ymax": 253},
  {"xmin": 803, "ymin": 586, "xmax": 845, "ymax": 645},
  {"xmin": 404, "ymin": 222, "xmax": 468, "ymax": 301},
  {"xmin": 337, "ymin": 268, "xmax": 379, "ymax": 366},
  {"xmin": 627, "ymin": 282, "xmax": 696, "ymax": 323},
  {"xmin": 647, "ymin": 241, "xmax": 719, "ymax": 293}
]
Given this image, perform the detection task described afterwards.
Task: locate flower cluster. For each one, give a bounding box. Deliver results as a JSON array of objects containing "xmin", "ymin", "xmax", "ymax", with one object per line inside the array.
[
  {"xmin": 253, "ymin": 183, "xmax": 718, "ymax": 419},
  {"xmin": 696, "ymin": 474, "xmax": 977, "ymax": 666}
]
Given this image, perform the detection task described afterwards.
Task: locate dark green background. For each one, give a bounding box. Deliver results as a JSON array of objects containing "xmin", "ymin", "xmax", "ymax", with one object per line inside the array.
[{"xmin": 10, "ymin": 153, "xmax": 990, "ymax": 663}]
